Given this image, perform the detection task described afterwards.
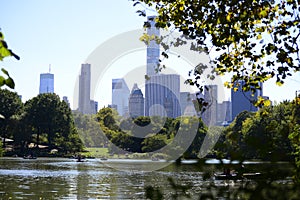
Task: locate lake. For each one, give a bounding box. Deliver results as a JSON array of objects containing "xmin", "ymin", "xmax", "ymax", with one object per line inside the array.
[{"xmin": 0, "ymin": 157, "xmax": 294, "ymax": 199}]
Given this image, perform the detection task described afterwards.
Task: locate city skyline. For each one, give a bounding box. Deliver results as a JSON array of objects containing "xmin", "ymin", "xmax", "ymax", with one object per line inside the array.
[{"xmin": 1, "ymin": 1, "xmax": 300, "ymax": 109}]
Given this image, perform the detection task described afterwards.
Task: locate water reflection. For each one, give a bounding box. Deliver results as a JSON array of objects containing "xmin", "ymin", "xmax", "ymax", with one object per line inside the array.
[{"xmin": 0, "ymin": 157, "xmax": 294, "ymax": 199}]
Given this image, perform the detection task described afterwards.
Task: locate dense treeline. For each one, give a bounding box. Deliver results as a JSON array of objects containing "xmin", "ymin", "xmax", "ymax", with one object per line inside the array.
[
  {"xmin": 0, "ymin": 89, "xmax": 83, "ymax": 156},
  {"xmin": 92, "ymin": 107, "xmax": 208, "ymax": 159},
  {"xmin": 76, "ymin": 99, "xmax": 300, "ymax": 164},
  {"xmin": 215, "ymin": 99, "xmax": 300, "ymax": 167}
]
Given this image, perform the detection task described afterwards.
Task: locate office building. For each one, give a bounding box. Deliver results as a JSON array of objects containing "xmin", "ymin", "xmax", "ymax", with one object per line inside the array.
[
  {"xmin": 112, "ymin": 78, "xmax": 130, "ymax": 116},
  {"xmin": 78, "ymin": 63, "xmax": 96, "ymax": 114},
  {"xmin": 217, "ymin": 101, "xmax": 232, "ymax": 125},
  {"xmin": 63, "ymin": 96, "xmax": 70, "ymax": 107},
  {"xmin": 180, "ymin": 92, "xmax": 197, "ymax": 116},
  {"xmin": 231, "ymin": 80, "xmax": 263, "ymax": 120},
  {"xmin": 39, "ymin": 73, "xmax": 54, "ymax": 94},
  {"xmin": 108, "ymin": 104, "xmax": 118, "ymax": 110},
  {"xmin": 90, "ymin": 100, "xmax": 98, "ymax": 114},
  {"xmin": 145, "ymin": 74, "xmax": 181, "ymax": 118},
  {"xmin": 144, "ymin": 16, "xmax": 181, "ymax": 118},
  {"xmin": 146, "ymin": 16, "xmax": 160, "ymax": 76},
  {"xmin": 129, "ymin": 83, "xmax": 144, "ymax": 118},
  {"xmin": 202, "ymin": 85, "xmax": 218, "ymax": 126}
]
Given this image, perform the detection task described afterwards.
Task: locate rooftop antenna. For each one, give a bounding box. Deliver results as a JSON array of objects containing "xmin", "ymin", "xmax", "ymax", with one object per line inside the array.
[{"xmin": 49, "ymin": 64, "xmax": 51, "ymax": 73}]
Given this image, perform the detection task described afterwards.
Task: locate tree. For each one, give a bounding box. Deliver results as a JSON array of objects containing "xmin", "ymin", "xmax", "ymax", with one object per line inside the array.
[
  {"xmin": 142, "ymin": 134, "xmax": 167, "ymax": 152},
  {"xmin": 0, "ymin": 89, "xmax": 23, "ymax": 148},
  {"xmin": 0, "ymin": 30, "xmax": 20, "ymax": 154},
  {"xmin": 289, "ymin": 95, "xmax": 300, "ymax": 181},
  {"xmin": 223, "ymin": 110, "xmax": 253, "ymax": 160},
  {"xmin": 24, "ymin": 93, "xmax": 83, "ymax": 153},
  {"xmin": 73, "ymin": 112, "xmax": 107, "ymax": 147},
  {"xmin": 182, "ymin": 117, "xmax": 207, "ymax": 159},
  {"xmin": 133, "ymin": 0, "xmax": 299, "ymax": 96}
]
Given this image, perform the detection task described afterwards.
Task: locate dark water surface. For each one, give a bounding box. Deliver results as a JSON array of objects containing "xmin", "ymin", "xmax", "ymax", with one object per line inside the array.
[{"xmin": 0, "ymin": 157, "xmax": 293, "ymax": 199}]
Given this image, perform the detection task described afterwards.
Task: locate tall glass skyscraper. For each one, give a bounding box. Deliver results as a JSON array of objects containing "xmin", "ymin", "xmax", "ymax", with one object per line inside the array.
[
  {"xmin": 112, "ymin": 78, "xmax": 130, "ymax": 116},
  {"xmin": 231, "ymin": 80, "xmax": 263, "ymax": 120},
  {"xmin": 146, "ymin": 16, "xmax": 160, "ymax": 76},
  {"xmin": 145, "ymin": 16, "xmax": 181, "ymax": 118},
  {"xmin": 39, "ymin": 73, "xmax": 54, "ymax": 94}
]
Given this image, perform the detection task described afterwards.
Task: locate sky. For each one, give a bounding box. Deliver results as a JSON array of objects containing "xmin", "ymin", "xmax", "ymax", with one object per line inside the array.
[{"xmin": 1, "ymin": 0, "xmax": 300, "ymax": 110}]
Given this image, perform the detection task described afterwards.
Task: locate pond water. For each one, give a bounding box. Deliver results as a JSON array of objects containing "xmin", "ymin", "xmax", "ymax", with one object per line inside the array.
[{"xmin": 0, "ymin": 157, "xmax": 294, "ymax": 199}]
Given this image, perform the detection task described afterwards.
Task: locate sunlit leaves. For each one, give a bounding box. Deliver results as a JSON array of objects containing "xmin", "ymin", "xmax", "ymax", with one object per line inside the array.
[
  {"xmin": 0, "ymin": 31, "xmax": 19, "ymax": 89},
  {"xmin": 0, "ymin": 68, "xmax": 15, "ymax": 89},
  {"xmin": 254, "ymin": 96, "xmax": 272, "ymax": 107}
]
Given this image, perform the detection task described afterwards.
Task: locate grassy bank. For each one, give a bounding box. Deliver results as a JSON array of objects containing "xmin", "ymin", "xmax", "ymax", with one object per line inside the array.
[
  {"xmin": 81, "ymin": 147, "xmax": 168, "ymax": 160},
  {"xmin": 82, "ymin": 147, "xmax": 109, "ymax": 158}
]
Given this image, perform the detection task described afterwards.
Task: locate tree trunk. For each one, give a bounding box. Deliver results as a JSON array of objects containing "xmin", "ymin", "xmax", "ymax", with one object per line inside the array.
[{"xmin": 36, "ymin": 127, "xmax": 40, "ymax": 149}]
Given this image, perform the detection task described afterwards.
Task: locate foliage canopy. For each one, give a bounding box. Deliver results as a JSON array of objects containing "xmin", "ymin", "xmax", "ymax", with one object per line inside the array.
[{"xmin": 0, "ymin": 30, "xmax": 19, "ymax": 89}]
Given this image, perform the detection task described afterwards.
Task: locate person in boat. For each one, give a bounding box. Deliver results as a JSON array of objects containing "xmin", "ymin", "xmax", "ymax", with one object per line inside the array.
[
  {"xmin": 77, "ymin": 154, "xmax": 83, "ymax": 162},
  {"xmin": 223, "ymin": 168, "xmax": 231, "ymax": 176}
]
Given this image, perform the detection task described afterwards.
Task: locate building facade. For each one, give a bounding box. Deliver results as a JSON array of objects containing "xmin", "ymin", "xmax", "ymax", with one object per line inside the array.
[
  {"xmin": 78, "ymin": 63, "xmax": 96, "ymax": 114},
  {"xmin": 146, "ymin": 16, "xmax": 160, "ymax": 76},
  {"xmin": 144, "ymin": 16, "xmax": 181, "ymax": 118},
  {"xmin": 145, "ymin": 74, "xmax": 181, "ymax": 118},
  {"xmin": 129, "ymin": 83, "xmax": 144, "ymax": 118},
  {"xmin": 39, "ymin": 73, "xmax": 54, "ymax": 94},
  {"xmin": 202, "ymin": 85, "xmax": 218, "ymax": 126},
  {"xmin": 112, "ymin": 78, "xmax": 130, "ymax": 116},
  {"xmin": 231, "ymin": 80, "xmax": 263, "ymax": 120},
  {"xmin": 217, "ymin": 100, "xmax": 232, "ymax": 125},
  {"xmin": 180, "ymin": 92, "xmax": 197, "ymax": 116},
  {"xmin": 62, "ymin": 96, "xmax": 70, "ymax": 107}
]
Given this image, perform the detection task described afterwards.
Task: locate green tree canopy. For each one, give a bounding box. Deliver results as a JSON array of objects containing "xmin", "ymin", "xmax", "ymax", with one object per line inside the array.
[
  {"xmin": 24, "ymin": 93, "xmax": 83, "ymax": 153},
  {"xmin": 0, "ymin": 89, "xmax": 23, "ymax": 147}
]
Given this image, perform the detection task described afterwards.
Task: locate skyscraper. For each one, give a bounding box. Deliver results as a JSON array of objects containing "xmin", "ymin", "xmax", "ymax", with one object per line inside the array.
[
  {"xmin": 112, "ymin": 78, "xmax": 130, "ymax": 116},
  {"xmin": 146, "ymin": 16, "xmax": 160, "ymax": 76},
  {"xmin": 63, "ymin": 96, "xmax": 70, "ymax": 107},
  {"xmin": 203, "ymin": 85, "xmax": 218, "ymax": 126},
  {"xmin": 39, "ymin": 73, "xmax": 54, "ymax": 94},
  {"xmin": 129, "ymin": 83, "xmax": 144, "ymax": 118},
  {"xmin": 145, "ymin": 74, "xmax": 181, "ymax": 118},
  {"xmin": 180, "ymin": 92, "xmax": 197, "ymax": 116},
  {"xmin": 217, "ymin": 101, "xmax": 232, "ymax": 124},
  {"xmin": 231, "ymin": 80, "xmax": 263, "ymax": 120},
  {"xmin": 78, "ymin": 63, "xmax": 95, "ymax": 114},
  {"xmin": 144, "ymin": 16, "xmax": 181, "ymax": 118}
]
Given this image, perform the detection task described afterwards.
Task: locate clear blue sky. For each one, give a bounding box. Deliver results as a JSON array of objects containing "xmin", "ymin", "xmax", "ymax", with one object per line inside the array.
[{"xmin": 1, "ymin": 0, "xmax": 300, "ymax": 109}]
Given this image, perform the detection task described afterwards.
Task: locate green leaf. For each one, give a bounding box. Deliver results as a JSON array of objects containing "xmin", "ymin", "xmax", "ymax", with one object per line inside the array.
[
  {"xmin": 0, "ymin": 76, "xmax": 5, "ymax": 87},
  {"xmin": 276, "ymin": 81, "xmax": 284, "ymax": 86},
  {"xmin": 257, "ymin": 34, "xmax": 262, "ymax": 40},
  {"xmin": 5, "ymin": 77, "xmax": 15, "ymax": 89},
  {"xmin": 1, "ymin": 68, "xmax": 9, "ymax": 76},
  {"xmin": 264, "ymin": 99, "xmax": 271, "ymax": 106}
]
